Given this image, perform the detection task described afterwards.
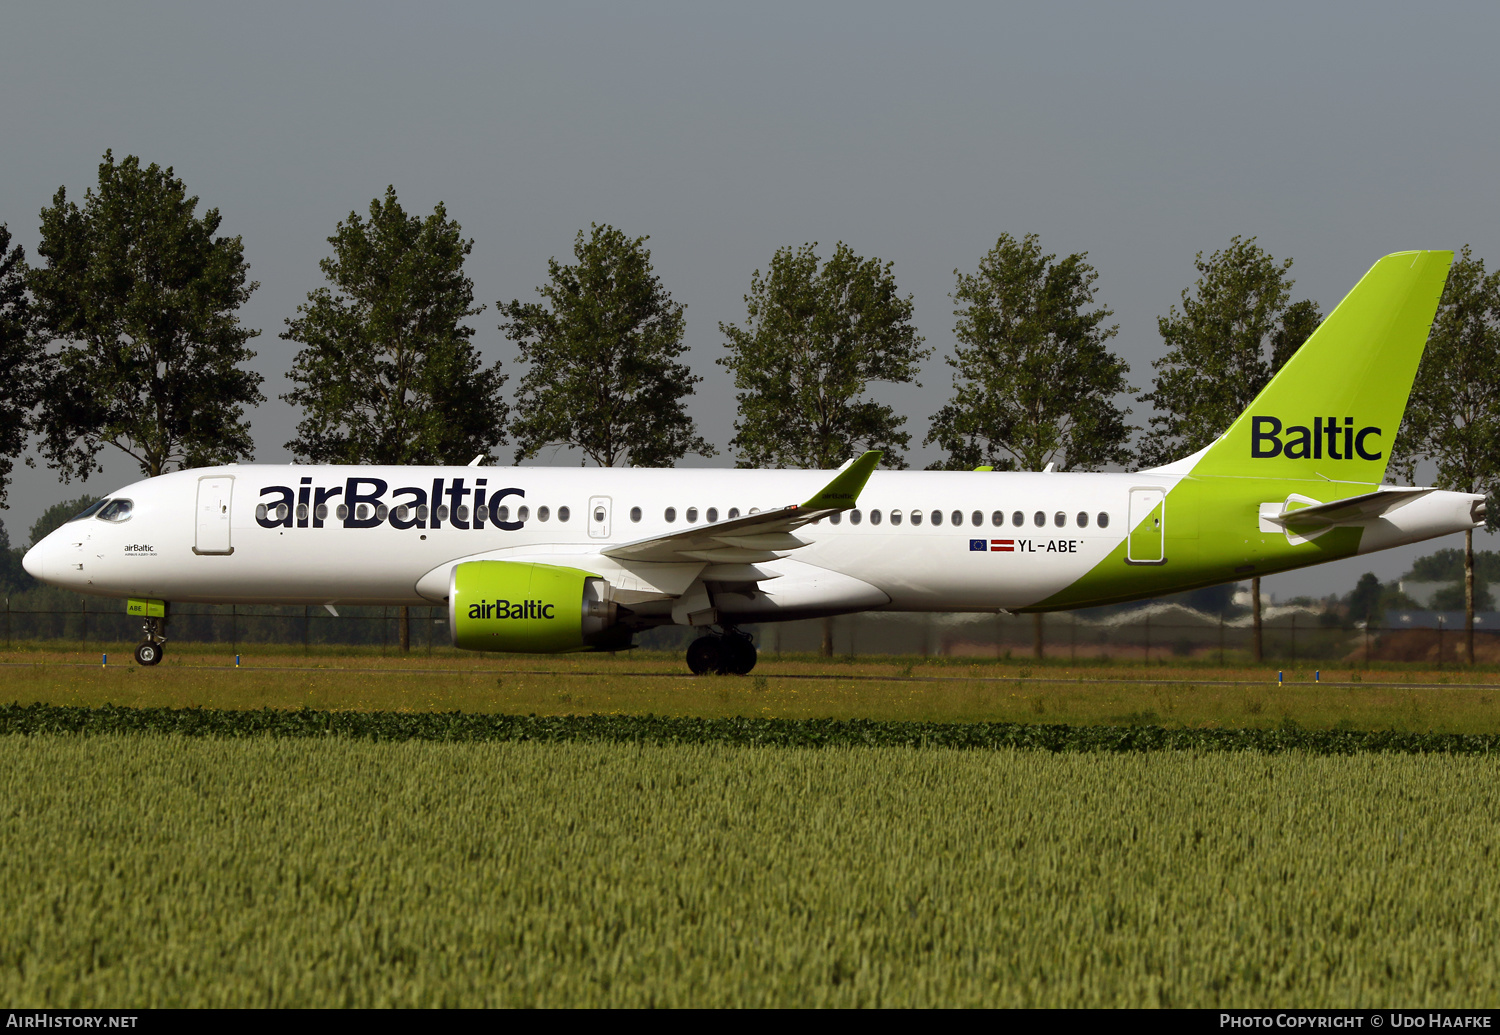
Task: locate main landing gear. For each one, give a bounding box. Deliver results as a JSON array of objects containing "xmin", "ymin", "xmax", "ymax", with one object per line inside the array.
[
  {"xmin": 686, "ymin": 629, "xmax": 757, "ymax": 676},
  {"xmin": 135, "ymin": 616, "xmax": 167, "ymax": 667}
]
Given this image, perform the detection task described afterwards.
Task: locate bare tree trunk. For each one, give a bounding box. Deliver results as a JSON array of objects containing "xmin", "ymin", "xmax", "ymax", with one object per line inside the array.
[
  {"xmin": 1252, "ymin": 576, "xmax": 1263, "ymax": 662},
  {"xmin": 399, "ymin": 605, "xmax": 410, "ymax": 653},
  {"xmin": 1465, "ymin": 527, "xmax": 1476, "ymax": 665},
  {"xmin": 820, "ymin": 616, "xmax": 834, "ymax": 658},
  {"xmin": 1032, "ymin": 612, "xmax": 1044, "ymax": 660}
]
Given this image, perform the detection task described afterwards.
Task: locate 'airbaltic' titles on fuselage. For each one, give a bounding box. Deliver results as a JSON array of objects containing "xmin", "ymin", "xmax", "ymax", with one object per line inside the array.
[
  {"xmin": 255, "ymin": 477, "xmax": 525, "ymax": 531},
  {"xmin": 1250, "ymin": 417, "xmax": 1383, "ymax": 461}
]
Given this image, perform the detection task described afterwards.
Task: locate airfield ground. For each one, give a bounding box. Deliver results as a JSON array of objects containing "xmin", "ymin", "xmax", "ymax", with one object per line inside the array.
[
  {"xmin": 3, "ymin": 644, "xmax": 1500, "ymax": 733},
  {"xmin": 3, "ymin": 645, "xmax": 1499, "ymax": 1007}
]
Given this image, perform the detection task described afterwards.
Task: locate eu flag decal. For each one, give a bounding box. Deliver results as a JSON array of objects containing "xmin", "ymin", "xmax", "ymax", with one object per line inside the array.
[{"xmin": 969, "ymin": 539, "xmax": 987, "ymax": 551}]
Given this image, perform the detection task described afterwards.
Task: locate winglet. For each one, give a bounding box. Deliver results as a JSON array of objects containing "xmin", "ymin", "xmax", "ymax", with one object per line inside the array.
[{"xmin": 802, "ymin": 451, "xmax": 882, "ymax": 510}]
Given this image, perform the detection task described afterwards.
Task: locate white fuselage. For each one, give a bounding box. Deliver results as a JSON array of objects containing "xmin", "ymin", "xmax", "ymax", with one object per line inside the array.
[{"xmin": 22, "ymin": 464, "xmax": 1480, "ymax": 622}]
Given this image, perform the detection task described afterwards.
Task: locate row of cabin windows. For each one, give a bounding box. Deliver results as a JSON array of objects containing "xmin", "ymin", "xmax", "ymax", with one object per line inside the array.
[
  {"xmin": 632, "ymin": 506, "xmax": 748, "ymax": 523},
  {"xmin": 632, "ymin": 507, "xmax": 1111, "ymax": 529},
  {"xmin": 256, "ymin": 502, "xmax": 572, "ymax": 524},
  {"xmin": 821, "ymin": 509, "xmax": 1110, "ymax": 528},
  {"xmin": 257, "ymin": 500, "xmax": 1111, "ymax": 531}
]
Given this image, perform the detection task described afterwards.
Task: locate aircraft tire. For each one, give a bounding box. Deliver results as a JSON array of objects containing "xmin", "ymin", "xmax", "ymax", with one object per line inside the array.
[
  {"xmin": 686, "ymin": 635, "xmax": 722, "ymax": 675},
  {"xmin": 134, "ymin": 642, "xmax": 164, "ymax": 667},
  {"xmin": 719, "ymin": 635, "xmax": 757, "ymax": 676}
]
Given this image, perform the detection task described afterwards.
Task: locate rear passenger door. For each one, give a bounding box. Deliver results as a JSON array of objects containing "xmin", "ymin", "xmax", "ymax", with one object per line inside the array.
[{"xmin": 1126, "ymin": 487, "xmax": 1165, "ymax": 564}]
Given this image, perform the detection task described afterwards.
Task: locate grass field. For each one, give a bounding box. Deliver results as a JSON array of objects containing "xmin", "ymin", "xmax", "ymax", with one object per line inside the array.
[
  {"xmin": 5, "ymin": 646, "xmax": 1500, "ymax": 733},
  {"xmin": 5, "ymin": 646, "xmax": 1499, "ymax": 1007},
  {"xmin": 2, "ymin": 733, "xmax": 1497, "ymax": 1007}
]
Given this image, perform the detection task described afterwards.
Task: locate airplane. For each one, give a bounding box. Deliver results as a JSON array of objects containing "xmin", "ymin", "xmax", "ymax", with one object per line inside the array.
[{"xmin": 22, "ymin": 250, "xmax": 1483, "ymax": 672}]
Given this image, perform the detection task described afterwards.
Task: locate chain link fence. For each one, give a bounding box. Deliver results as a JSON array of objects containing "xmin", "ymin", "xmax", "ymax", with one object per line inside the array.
[{"xmin": 7, "ymin": 591, "xmax": 1491, "ymax": 665}]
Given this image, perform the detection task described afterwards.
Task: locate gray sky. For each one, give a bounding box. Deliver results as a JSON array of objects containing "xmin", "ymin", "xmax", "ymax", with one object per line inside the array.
[{"xmin": 2, "ymin": 2, "xmax": 1496, "ymax": 599}]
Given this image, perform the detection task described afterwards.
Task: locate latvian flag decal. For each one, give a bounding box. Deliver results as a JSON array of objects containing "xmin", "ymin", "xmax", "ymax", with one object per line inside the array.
[{"xmin": 971, "ymin": 539, "xmax": 1015, "ymax": 552}]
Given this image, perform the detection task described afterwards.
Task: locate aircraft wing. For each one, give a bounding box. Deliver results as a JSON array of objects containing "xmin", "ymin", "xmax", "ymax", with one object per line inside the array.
[
  {"xmin": 1265, "ymin": 487, "xmax": 1435, "ymax": 532},
  {"xmin": 601, "ymin": 451, "xmax": 881, "ymax": 564}
]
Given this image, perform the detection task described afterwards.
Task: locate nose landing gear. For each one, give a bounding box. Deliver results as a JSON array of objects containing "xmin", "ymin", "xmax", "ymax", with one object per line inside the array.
[
  {"xmin": 685, "ymin": 628, "xmax": 757, "ymax": 675},
  {"xmin": 135, "ymin": 616, "xmax": 167, "ymax": 666}
]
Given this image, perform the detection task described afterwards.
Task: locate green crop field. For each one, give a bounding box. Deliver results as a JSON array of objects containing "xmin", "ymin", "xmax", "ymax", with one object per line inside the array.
[{"xmin": 2, "ymin": 731, "xmax": 1498, "ymax": 1007}]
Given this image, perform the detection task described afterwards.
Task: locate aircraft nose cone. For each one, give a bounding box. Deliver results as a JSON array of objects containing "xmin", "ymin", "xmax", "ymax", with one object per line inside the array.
[{"xmin": 21, "ymin": 542, "xmax": 48, "ymax": 581}]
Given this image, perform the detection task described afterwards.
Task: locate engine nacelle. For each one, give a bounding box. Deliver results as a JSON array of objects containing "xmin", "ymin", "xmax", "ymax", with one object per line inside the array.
[{"xmin": 449, "ymin": 561, "xmax": 620, "ymax": 652}]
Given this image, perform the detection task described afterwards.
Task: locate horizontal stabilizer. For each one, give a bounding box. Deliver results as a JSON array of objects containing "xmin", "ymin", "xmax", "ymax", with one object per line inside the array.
[{"xmin": 1263, "ymin": 488, "xmax": 1435, "ymax": 533}]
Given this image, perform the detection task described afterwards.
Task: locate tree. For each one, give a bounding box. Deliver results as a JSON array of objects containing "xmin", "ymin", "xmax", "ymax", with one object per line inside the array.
[
  {"xmin": 283, "ymin": 187, "xmax": 507, "ymax": 651},
  {"xmin": 0, "ymin": 223, "xmax": 47, "ymax": 508},
  {"xmin": 1391, "ymin": 245, "xmax": 1500, "ymax": 663},
  {"xmin": 721, "ymin": 241, "xmax": 928, "ymax": 655},
  {"xmin": 1141, "ymin": 236, "xmax": 1322, "ymax": 660},
  {"xmin": 500, "ymin": 224, "xmax": 711, "ymax": 468},
  {"xmin": 28, "ymin": 495, "xmax": 99, "ymax": 547},
  {"xmin": 283, "ymin": 186, "xmax": 507, "ymax": 467},
  {"xmin": 926, "ymin": 232, "xmax": 1133, "ymax": 473},
  {"xmin": 30, "ymin": 151, "xmax": 263, "ymax": 481},
  {"xmin": 720, "ymin": 241, "xmax": 928, "ymax": 470},
  {"xmin": 1346, "ymin": 572, "xmax": 1384, "ymax": 627}
]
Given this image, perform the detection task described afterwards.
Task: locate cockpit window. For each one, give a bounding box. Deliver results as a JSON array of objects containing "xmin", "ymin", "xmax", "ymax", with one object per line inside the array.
[
  {"xmin": 68, "ymin": 499, "xmax": 108, "ymax": 523},
  {"xmin": 96, "ymin": 499, "xmax": 133, "ymax": 522}
]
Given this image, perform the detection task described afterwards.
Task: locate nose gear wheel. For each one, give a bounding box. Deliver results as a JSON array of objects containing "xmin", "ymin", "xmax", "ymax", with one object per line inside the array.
[{"xmin": 135, "ymin": 615, "xmax": 168, "ymax": 666}]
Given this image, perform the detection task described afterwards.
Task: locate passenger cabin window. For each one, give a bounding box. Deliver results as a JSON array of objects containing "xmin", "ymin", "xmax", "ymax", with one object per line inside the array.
[
  {"xmin": 829, "ymin": 512, "xmax": 842, "ymax": 525},
  {"xmin": 455, "ymin": 505, "xmax": 469, "ymax": 523},
  {"xmin": 495, "ymin": 505, "xmax": 509, "ymax": 522},
  {"xmin": 686, "ymin": 507, "xmax": 698, "ymax": 523},
  {"xmin": 992, "ymin": 510, "xmax": 1004, "ymax": 527},
  {"xmin": 951, "ymin": 510, "xmax": 962, "ymax": 526},
  {"xmin": 297, "ymin": 503, "xmax": 309, "ymax": 522},
  {"xmin": 538, "ymin": 506, "xmax": 550, "ymax": 521},
  {"xmin": 870, "ymin": 509, "xmax": 882, "ymax": 525},
  {"xmin": 931, "ymin": 510, "xmax": 943, "ymax": 526},
  {"xmin": 889, "ymin": 510, "xmax": 902, "ymax": 526},
  {"xmin": 559, "ymin": 506, "xmax": 571, "ymax": 522},
  {"xmin": 1033, "ymin": 511, "xmax": 1045, "ymax": 527},
  {"xmin": 850, "ymin": 510, "xmax": 862, "ymax": 525},
  {"xmin": 664, "ymin": 507, "xmax": 676, "ymax": 523},
  {"xmin": 416, "ymin": 505, "xmax": 428, "ymax": 523},
  {"xmin": 728, "ymin": 508, "xmax": 741, "ymax": 519},
  {"xmin": 707, "ymin": 507, "xmax": 718, "ymax": 522},
  {"xmin": 316, "ymin": 504, "xmax": 330, "ymax": 522},
  {"xmin": 1098, "ymin": 512, "xmax": 1110, "ymax": 528},
  {"xmin": 630, "ymin": 507, "xmax": 642, "ymax": 522},
  {"xmin": 375, "ymin": 504, "xmax": 389, "ymax": 522},
  {"xmin": 516, "ymin": 505, "xmax": 528, "ymax": 521},
  {"xmin": 1054, "ymin": 511, "xmax": 1066, "ymax": 527},
  {"xmin": 435, "ymin": 505, "xmax": 449, "ymax": 522},
  {"xmin": 1077, "ymin": 511, "xmax": 1089, "ymax": 528},
  {"xmin": 910, "ymin": 510, "xmax": 922, "ymax": 526},
  {"xmin": 336, "ymin": 504, "xmax": 350, "ymax": 520},
  {"xmin": 1012, "ymin": 510, "xmax": 1024, "ymax": 526},
  {"xmin": 971, "ymin": 511, "xmax": 982, "ymax": 527}
]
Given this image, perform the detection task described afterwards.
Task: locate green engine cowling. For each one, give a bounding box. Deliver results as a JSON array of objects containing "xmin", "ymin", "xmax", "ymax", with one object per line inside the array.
[{"xmin": 449, "ymin": 561, "xmax": 621, "ymax": 652}]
